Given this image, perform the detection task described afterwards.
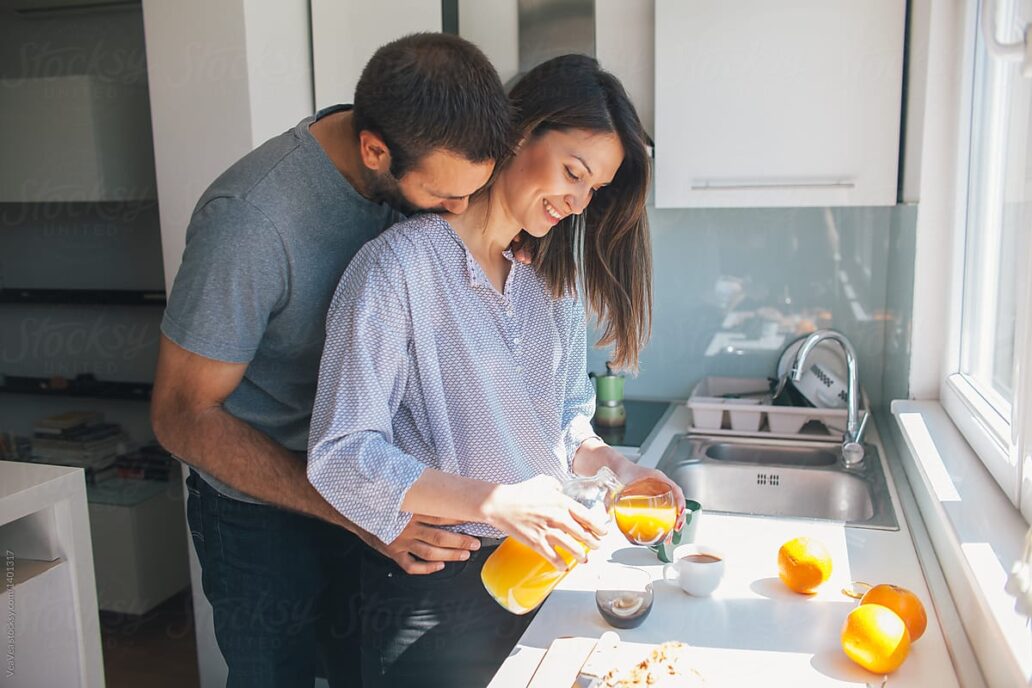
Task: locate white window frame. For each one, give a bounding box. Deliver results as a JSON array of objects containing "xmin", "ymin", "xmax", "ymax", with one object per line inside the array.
[{"xmin": 942, "ymin": 0, "xmax": 1032, "ymax": 520}]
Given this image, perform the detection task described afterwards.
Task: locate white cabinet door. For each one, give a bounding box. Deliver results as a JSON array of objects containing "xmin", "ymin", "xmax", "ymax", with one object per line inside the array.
[{"xmin": 654, "ymin": 0, "xmax": 905, "ymax": 208}]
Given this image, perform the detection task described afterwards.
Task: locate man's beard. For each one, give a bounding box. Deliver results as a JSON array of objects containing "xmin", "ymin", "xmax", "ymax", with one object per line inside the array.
[{"xmin": 361, "ymin": 167, "xmax": 444, "ymax": 216}]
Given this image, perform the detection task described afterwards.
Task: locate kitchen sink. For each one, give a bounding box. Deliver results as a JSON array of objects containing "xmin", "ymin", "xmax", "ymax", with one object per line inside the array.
[
  {"xmin": 656, "ymin": 434, "xmax": 899, "ymax": 530},
  {"xmin": 703, "ymin": 441, "xmax": 839, "ymax": 467}
]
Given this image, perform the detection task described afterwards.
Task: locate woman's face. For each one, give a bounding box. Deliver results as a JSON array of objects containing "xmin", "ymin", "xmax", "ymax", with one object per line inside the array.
[{"xmin": 498, "ymin": 128, "xmax": 624, "ymax": 238}]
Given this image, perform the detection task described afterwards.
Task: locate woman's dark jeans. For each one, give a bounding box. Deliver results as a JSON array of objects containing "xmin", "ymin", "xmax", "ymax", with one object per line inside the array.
[
  {"xmin": 360, "ymin": 541, "xmax": 537, "ymax": 688},
  {"xmin": 186, "ymin": 470, "xmax": 364, "ymax": 687}
]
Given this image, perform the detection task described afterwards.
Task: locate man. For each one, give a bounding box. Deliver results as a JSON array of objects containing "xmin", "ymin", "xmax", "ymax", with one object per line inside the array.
[{"xmin": 150, "ymin": 33, "xmax": 512, "ymax": 687}]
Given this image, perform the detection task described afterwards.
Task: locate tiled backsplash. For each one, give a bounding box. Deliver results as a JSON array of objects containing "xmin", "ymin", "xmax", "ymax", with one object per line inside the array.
[{"xmin": 587, "ymin": 203, "xmax": 918, "ymax": 408}]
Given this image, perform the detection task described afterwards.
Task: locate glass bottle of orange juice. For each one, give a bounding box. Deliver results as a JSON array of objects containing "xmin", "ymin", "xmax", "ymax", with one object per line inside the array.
[{"xmin": 480, "ymin": 467, "xmax": 624, "ymax": 615}]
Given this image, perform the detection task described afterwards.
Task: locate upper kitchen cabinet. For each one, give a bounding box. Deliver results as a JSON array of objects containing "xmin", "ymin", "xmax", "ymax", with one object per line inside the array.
[
  {"xmin": 654, "ymin": 0, "xmax": 905, "ymax": 208},
  {"xmin": 0, "ymin": 75, "xmax": 156, "ymax": 202}
]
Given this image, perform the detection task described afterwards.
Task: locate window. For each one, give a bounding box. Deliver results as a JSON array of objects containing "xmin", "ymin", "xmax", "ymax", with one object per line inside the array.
[{"xmin": 944, "ymin": 0, "xmax": 1032, "ymax": 517}]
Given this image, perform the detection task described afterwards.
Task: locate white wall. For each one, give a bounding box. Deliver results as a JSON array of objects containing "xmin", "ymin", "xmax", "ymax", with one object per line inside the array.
[
  {"xmin": 909, "ymin": 0, "xmax": 969, "ymax": 399},
  {"xmin": 142, "ymin": 0, "xmax": 253, "ymax": 297},
  {"xmin": 311, "ymin": 0, "xmax": 441, "ymax": 109},
  {"xmin": 243, "ymin": 1, "xmax": 315, "ymax": 148},
  {"xmin": 143, "ymin": 0, "xmax": 314, "ymax": 295},
  {"xmin": 141, "ymin": 2, "xmax": 313, "ymax": 685}
]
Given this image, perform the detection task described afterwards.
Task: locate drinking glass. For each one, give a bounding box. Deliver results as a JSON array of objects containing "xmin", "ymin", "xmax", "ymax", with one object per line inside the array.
[
  {"xmin": 595, "ymin": 565, "xmax": 655, "ymax": 629},
  {"xmin": 614, "ymin": 486, "xmax": 677, "ymax": 546}
]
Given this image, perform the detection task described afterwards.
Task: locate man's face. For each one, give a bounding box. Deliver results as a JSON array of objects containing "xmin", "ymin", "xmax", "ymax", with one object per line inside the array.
[{"xmin": 365, "ymin": 148, "xmax": 495, "ymax": 216}]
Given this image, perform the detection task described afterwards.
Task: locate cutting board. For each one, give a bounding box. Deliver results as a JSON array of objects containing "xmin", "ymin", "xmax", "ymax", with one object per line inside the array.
[
  {"xmin": 526, "ymin": 636, "xmax": 598, "ymax": 687},
  {"xmin": 526, "ymin": 634, "xmax": 706, "ymax": 687}
]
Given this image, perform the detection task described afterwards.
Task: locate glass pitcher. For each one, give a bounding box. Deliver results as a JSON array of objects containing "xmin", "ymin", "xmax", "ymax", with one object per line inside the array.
[{"xmin": 480, "ymin": 467, "xmax": 624, "ymax": 615}]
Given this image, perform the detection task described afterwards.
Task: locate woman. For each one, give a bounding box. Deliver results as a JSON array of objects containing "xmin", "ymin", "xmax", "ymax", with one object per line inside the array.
[{"xmin": 308, "ymin": 54, "xmax": 684, "ymax": 687}]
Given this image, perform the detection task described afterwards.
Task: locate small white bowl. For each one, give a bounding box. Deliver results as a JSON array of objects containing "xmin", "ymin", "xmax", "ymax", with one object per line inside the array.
[{"xmin": 663, "ymin": 544, "xmax": 725, "ymax": 597}]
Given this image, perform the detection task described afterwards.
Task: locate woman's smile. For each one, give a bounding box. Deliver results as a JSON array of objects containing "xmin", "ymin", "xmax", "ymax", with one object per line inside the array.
[
  {"xmin": 543, "ymin": 198, "xmax": 565, "ymax": 225},
  {"xmin": 500, "ymin": 128, "xmax": 624, "ymax": 238}
]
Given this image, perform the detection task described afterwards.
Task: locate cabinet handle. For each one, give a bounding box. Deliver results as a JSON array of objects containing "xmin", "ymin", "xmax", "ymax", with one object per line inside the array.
[{"xmin": 691, "ymin": 180, "xmax": 856, "ymax": 191}]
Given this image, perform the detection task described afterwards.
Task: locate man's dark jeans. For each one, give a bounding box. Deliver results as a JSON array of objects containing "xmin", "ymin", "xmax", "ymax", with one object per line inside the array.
[
  {"xmin": 360, "ymin": 542, "xmax": 537, "ymax": 688},
  {"xmin": 185, "ymin": 469, "xmax": 363, "ymax": 687}
]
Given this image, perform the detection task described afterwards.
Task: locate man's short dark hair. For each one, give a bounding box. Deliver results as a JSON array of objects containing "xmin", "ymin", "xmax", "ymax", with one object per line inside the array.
[{"xmin": 353, "ymin": 33, "xmax": 512, "ymax": 178}]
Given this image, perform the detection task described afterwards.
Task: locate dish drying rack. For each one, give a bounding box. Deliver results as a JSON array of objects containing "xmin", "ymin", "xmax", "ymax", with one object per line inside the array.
[{"xmin": 686, "ymin": 376, "xmax": 864, "ymax": 441}]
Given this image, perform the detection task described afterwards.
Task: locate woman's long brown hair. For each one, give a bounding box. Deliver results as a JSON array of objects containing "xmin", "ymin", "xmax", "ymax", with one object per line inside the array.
[{"xmin": 506, "ymin": 55, "xmax": 652, "ymax": 371}]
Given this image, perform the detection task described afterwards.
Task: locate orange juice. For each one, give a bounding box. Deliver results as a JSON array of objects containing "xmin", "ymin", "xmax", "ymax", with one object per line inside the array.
[
  {"xmin": 480, "ymin": 537, "xmax": 584, "ymax": 615},
  {"xmin": 614, "ymin": 497, "xmax": 677, "ymax": 546},
  {"xmin": 480, "ymin": 467, "xmax": 624, "ymax": 614}
]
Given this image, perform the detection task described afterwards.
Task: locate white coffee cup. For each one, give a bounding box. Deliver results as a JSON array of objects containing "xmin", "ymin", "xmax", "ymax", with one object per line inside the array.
[{"xmin": 662, "ymin": 544, "xmax": 725, "ymax": 597}]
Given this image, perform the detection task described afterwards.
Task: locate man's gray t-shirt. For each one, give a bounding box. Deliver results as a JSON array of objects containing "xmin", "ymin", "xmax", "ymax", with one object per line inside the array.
[{"xmin": 161, "ymin": 104, "xmax": 402, "ymax": 503}]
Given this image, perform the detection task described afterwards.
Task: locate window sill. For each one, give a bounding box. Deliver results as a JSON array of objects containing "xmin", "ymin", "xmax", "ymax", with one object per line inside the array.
[
  {"xmin": 941, "ymin": 373, "xmax": 1018, "ymax": 503},
  {"xmin": 891, "ymin": 400, "xmax": 1030, "ymax": 686}
]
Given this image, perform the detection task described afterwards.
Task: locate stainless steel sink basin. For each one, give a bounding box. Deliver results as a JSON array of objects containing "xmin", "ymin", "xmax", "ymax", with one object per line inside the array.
[
  {"xmin": 656, "ymin": 434, "xmax": 898, "ymax": 530},
  {"xmin": 703, "ymin": 441, "xmax": 839, "ymax": 467}
]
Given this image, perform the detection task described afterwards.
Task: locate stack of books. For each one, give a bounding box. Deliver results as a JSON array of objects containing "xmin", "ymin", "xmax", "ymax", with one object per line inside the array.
[
  {"xmin": 115, "ymin": 443, "xmax": 177, "ymax": 482},
  {"xmin": 31, "ymin": 411, "xmax": 129, "ymax": 484}
]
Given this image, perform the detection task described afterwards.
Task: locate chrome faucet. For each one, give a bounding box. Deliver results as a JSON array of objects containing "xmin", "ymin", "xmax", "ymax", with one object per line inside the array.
[{"xmin": 788, "ymin": 329, "xmax": 868, "ymax": 467}]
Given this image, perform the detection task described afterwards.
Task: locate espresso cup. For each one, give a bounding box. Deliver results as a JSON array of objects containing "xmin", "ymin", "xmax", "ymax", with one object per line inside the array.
[{"xmin": 662, "ymin": 544, "xmax": 725, "ymax": 597}]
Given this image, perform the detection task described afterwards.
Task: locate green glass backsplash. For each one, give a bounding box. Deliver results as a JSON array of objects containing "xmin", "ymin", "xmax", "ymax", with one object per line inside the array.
[{"xmin": 587, "ymin": 204, "xmax": 919, "ymax": 407}]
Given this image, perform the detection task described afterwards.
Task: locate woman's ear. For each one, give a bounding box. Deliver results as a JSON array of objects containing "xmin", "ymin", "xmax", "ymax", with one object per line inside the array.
[{"xmin": 357, "ymin": 130, "xmax": 391, "ymax": 172}]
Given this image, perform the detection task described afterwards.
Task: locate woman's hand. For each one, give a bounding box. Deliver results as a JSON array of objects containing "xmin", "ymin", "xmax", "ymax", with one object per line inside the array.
[
  {"xmin": 618, "ymin": 464, "xmax": 688, "ymax": 525},
  {"xmin": 481, "ymin": 475, "xmax": 608, "ymax": 570}
]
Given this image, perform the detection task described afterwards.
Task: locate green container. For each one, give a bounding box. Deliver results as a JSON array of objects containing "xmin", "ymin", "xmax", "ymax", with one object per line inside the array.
[
  {"xmin": 592, "ymin": 362, "xmax": 625, "ymax": 404},
  {"xmin": 594, "ymin": 374, "xmax": 625, "ymax": 403}
]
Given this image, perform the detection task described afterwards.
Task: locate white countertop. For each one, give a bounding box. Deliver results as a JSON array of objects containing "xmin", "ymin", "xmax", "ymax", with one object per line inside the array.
[
  {"xmin": 0, "ymin": 460, "xmax": 86, "ymax": 526},
  {"xmin": 488, "ymin": 405, "xmax": 961, "ymax": 687},
  {"xmin": 0, "ymin": 460, "xmax": 104, "ymax": 687}
]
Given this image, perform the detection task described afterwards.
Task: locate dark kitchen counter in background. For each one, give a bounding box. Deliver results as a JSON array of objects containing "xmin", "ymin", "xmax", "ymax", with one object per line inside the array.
[{"xmin": 591, "ymin": 399, "xmax": 674, "ymax": 452}]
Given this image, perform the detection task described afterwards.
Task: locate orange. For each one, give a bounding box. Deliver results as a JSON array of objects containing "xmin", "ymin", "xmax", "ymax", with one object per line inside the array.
[
  {"xmin": 841, "ymin": 603, "xmax": 911, "ymax": 674},
  {"xmin": 777, "ymin": 537, "xmax": 832, "ymax": 594},
  {"xmin": 860, "ymin": 584, "xmax": 927, "ymax": 641}
]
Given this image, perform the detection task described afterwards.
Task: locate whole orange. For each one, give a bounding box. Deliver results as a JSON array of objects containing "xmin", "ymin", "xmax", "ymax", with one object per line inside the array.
[
  {"xmin": 841, "ymin": 603, "xmax": 911, "ymax": 674},
  {"xmin": 860, "ymin": 584, "xmax": 927, "ymax": 641},
  {"xmin": 777, "ymin": 537, "xmax": 832, "ymax": 594}
]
